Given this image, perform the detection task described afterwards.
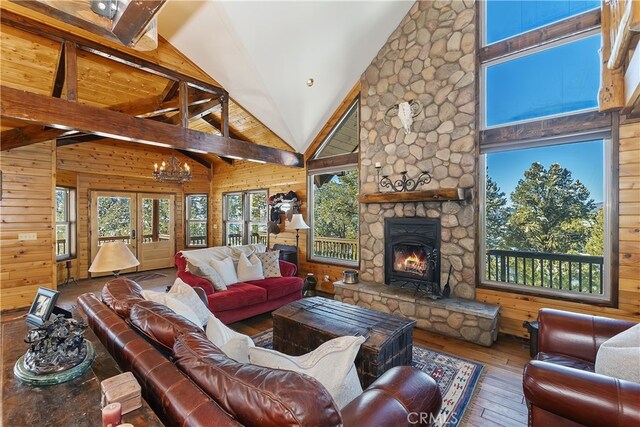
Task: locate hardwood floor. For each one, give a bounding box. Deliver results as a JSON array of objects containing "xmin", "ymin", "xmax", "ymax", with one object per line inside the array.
[
  {"xmin": 231, "ymin": 312, "xmax": 530, "ymax": 427},
  {"xmin": 13, "ymin": 267, "xmax": 531, "ymax": 427}
]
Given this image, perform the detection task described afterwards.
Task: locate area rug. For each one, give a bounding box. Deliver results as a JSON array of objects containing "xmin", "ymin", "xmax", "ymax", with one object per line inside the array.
[{"xmin": 252, "ymin": 329, "xmax": 483, "ymax": 427}]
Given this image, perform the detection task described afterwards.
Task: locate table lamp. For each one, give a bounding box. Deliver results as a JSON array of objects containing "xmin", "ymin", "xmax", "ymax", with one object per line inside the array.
[
  {"xmin": 288, "ymin": 213, "xmax": 310, "ymax": 251},
  {"xmin": 89, "ymin": 242, "xmax": 140, "ymax": 277}
]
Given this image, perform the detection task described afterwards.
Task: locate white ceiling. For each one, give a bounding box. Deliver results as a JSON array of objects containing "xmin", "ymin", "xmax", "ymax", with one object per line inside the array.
[{"xmin": 159, "ymin": 0, "xmax": 414, "ymax": 153}]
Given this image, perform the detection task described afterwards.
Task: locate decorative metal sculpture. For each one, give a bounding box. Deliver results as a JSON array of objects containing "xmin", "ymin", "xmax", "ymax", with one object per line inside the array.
[
  {"xmin": 375, "ymin": 167, "xmax": 432, "ymax": 193},
  {"xmin": 23, "ymin": 315, "xmax": 89, "ymax": 374}
]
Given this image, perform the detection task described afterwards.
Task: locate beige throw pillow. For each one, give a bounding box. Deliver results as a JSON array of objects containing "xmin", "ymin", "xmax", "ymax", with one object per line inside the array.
[
  {"xmin": 237, "ymin": 253, "xmax": 264, "ymax": 282},
  {"xmin": 249, "ymin": 335, "xmax": 365, "ymax": 408},
  {"xmin": 595, "ymin": 323, "xmax": 640, "ymax": 383},
  {"xmin": 210, "ymin": 257, "xmax": 239, "ymax": 286},
  {"xmin": 206, "ymin": 314, "xmax": 255, "ymax": 363},
  {"xmin": 168, "ymin": 278, "xmax": 211, "ymax": 327},
  {"xmin": 140, "ymin": 290, "xmax": 203, "ymax": 328},
  {"xmin": 187, "ymin": 261, "xmax": 227, "ymax": 291},
  {"xmin": 254, "ymin": 250, "xmax": 281, "ymax": 278}
]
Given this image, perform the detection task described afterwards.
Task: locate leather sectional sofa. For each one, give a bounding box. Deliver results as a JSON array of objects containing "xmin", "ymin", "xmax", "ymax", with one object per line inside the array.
[
  {"xmin": 523, "ymin": 309, "xmax": 639, "ymax": 427},
  {"xmin": 175, "ymin": 246, "xmax": 303, "ymax": 324},
  {"xmin": 78, "ymin": 278, "xmax": 443, "ymax": 426}
]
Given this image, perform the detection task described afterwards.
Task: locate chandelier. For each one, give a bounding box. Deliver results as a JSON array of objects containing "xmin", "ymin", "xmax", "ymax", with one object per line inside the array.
[{"xmin": 153, "ymin": 155, "xmax": 192, "ymax": 183}]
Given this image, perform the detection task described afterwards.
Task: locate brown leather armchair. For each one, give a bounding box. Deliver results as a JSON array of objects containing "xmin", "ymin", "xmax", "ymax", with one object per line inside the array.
[{"xmin": 523, "ymin": 309, "xmax": 640, "ymax": 427}]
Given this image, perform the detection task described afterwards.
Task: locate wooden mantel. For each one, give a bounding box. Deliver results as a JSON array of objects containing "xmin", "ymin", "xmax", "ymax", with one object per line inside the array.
[{"xmin": 358, "ymin": 188, "xmax": 466, "ymax": 204}]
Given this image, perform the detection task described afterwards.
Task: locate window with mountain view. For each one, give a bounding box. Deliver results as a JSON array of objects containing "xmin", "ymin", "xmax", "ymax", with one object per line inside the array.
[{"xmin": 480, "ymin": 1, "xmax": 610, "ymax": 303}]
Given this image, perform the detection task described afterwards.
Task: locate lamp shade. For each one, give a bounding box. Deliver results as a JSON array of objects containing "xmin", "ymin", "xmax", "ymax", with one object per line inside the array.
[
  {"xmin": 288, "ymin": 213, "xmax": 309, "ymax": 230},
  {"xmin": 89, "ymin": 242, "xmax": 139, "ymax": 274}
]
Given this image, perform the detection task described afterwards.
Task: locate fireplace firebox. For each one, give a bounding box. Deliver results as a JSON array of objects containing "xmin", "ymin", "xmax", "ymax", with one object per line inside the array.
[{"xmin": 384, "ymin": 218, "xmax": 441, "ymax": 297}]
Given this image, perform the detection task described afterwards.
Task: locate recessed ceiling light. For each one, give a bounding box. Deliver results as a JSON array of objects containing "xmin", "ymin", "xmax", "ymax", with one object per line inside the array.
[{"xmin": 306, "ymin": 78, "xmax": 314, "ymax": 87}]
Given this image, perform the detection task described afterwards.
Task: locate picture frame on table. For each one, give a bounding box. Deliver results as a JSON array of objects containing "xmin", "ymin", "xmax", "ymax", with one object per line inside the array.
[{"xmin": 26, "ymin": 287, "xmax": 60, "ymax": 326}]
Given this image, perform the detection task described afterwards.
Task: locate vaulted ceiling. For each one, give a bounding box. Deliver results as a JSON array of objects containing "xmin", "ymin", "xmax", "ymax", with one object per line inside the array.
[{"xmin": 158, "ymin": 1, "xmax": 414, "ymax": 153}]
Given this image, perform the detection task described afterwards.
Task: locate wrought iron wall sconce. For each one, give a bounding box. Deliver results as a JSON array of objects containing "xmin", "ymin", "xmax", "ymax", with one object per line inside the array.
[{"xmin": 375, "ymin": 164, "xmax": 431, "ymax": 193}]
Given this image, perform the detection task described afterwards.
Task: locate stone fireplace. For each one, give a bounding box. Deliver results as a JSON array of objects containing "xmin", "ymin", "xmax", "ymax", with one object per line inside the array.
[
  {"xmin": 384, "ymin": 218, "xmax": 441, "ymax": 297},
  {"xmin": 358, "ymin": 0, "xmax": 477, "ymax": 300}
]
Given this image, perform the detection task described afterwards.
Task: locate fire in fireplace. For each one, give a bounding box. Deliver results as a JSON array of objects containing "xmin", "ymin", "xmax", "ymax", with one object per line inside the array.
[{"xmin": 384, "ymin": 218, "xmax": 441, "ymax": 297}]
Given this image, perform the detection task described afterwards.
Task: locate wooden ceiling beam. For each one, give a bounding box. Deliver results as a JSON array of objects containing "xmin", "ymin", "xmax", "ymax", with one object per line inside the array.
[
  {"xmin": 202, "ymin": 113, "xmax": 244, "ymax": 141},
  {"xmin": 111, "ymin": 0, "xmax": 167, "ymax": 46},
  {"xmin": 179, "ymin": 81, "xmax": 189, "ymax": 128},
  {"xmin": 175, "ymin": 149, "xmax": 212, "ymax": 169},
  {"xmin": 158, "ymin": 99, "xmax": 222, "ymax": 126},
  {"xmin": 5, "ymin": 92, "xmax": 215, "ymax": 148},
  {"xmin": 1, "ymin": 87, "xmax": 303, "ymax": 167},
  {"xmin": 160, "ymin": 81, "xmax": 179, "ymax": 102},
  {"xmin": 0, "ymin": 9, "xmax": 223, "ymax": 96},
  {"xmin": 51, "ymin": 42, "xmax": 66, "ymax": 98},
  {"xmin": 64, "ymin": 40, "xmax": 78, "ymax": 101}
]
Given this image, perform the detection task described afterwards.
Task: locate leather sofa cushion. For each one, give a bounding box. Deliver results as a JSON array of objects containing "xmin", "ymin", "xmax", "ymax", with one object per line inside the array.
[
  {"xmin": 207, "ymin": 283, "xmax": 267, "ymax": 312},
  {"xmin": 129, "ymin": 301, "xmax": 204, "ymax": 353},
  {"xmin": 246, "ymin": 277, "xmax": 303, "ymax": 300},
  {"xmin": 101, "ymin": 278, "xmax": 145, "ymax": 318},
  {"xmin": 173, "ymin": 332, "xmax": 342, "ymax": 427},
  {"xmin": 535, "ymin": 352, "xmax": 595, "ymax": 372}
]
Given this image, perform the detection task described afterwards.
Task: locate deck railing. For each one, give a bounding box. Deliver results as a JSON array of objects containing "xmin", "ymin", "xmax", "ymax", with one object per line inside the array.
[
  {"xmin": 188, "ymin": 236, "xmax": 207, "ymax": 246},
  {"xmin": 485, "ymin": 249, "xmax": 604, "ymax": 294},
  {"xmin": 313, "ymin": 237, "xmax": 359, "ymax": 262},
  {"xmin": 226, "ymin": 233, "xmax": 268, "ymax": 247}
]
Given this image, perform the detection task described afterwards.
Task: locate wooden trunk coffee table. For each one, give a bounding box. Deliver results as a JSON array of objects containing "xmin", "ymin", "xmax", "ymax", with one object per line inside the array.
[{"xmin": 272, "ymin": 297, "xmax": 416, "ymax": 387}]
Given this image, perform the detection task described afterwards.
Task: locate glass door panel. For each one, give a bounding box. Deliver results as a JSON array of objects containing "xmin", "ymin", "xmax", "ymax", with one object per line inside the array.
[
  {"xmin": 248, "ymin": 191, "xmax": 268, "ymax": 246},
  {"xmin": 224, "ymin": 193, "xmax": 244, "ymax": 246},
  {"xmin": 138, "ymin": 193, "xmax": 175, "ymax": 270},
  {"xmin": 90, "ymin": 192, "xmax": 137, "ymax": 277}
]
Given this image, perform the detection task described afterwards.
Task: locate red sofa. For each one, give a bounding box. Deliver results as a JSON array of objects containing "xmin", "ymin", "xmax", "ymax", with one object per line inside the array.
[{"xmin": 175, "ymin": 251, "xmax": 303, "ymax": 324}]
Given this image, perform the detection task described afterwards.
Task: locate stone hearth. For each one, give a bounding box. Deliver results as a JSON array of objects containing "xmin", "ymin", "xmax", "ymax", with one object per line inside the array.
[{"xmin": 334, "ymin": 281, "xmax": 499, "ymax": 347}]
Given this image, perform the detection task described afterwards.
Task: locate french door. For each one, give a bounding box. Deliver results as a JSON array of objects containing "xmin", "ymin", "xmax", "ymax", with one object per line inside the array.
[{"xmin": 90, "ymin": 191, "xmax": 175, "ymax": 277}]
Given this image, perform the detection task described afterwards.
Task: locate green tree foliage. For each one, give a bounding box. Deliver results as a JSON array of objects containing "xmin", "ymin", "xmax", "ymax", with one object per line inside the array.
[
  {"xmin": 505, "ymin": 162, "xmax": 595, "ymax": 253},
  {"xmin": 485, "ymin": 175, "xmax": 511, "ymax": 249},
  {"xmin": 97, "ymin": 197, "xmax": 132, "ymax": 238},
  {"xmin": 585, "ymin": 208, "xmax": 604, "ymax": 256},
  {"xmin": 314, "ymin": 169, "xmax": 359, "ymax": 239}
]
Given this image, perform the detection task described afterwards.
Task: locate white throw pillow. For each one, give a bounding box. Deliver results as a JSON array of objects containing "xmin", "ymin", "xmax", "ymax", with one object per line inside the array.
[
  {"xmin": 595, "ymin": 323, "xmax": 640, "ymax": 383},
  {"xmin": 237, "ymin": 253, "xmax": 265, "ymax": 282},
  {"xmin": 249, "ymin": 335, "xmax": 365, "ymax": 408},
  {"xmin": 206, "ymin": 314, "xmax": 255, "ymax": 363},
  {"xmin": 187, "ymin": 261, "xmax": 228, "ymax": 291},
  {"xmin": 168, "ymin": 278, "xmax": 211, "ymax": 327},
  {"xmin": 140, "ymin": 290, "xmax": 202, "ymax": 329},
  {"xmin": 254, "ymin": 250, "xmax": 281, "ymax": 278},
  {"xmin": 210, "ymin": 257, "xmax": 238, "ymax": 286}
]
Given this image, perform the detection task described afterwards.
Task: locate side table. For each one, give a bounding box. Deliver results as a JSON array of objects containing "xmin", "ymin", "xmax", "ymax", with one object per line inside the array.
[{"xmin": 1, "ymin": 316, "xmax": 163, "ymax": 426}]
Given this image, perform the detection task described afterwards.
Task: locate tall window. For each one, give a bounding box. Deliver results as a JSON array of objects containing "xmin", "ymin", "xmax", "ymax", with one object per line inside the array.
[
  {"xmin": 480, "ymin": 1, "xmax": 612, "ymax": 304},
  {"xmin": 308, "ymin": 100, "xmax": 359, "ymax": 266},
  {"xmin": 222, "ymin": 190, "xmax": 268, "ymax": 246},
  {"xmin": 186, "ymin": 194, "xmax": 208, "ymax": 247},
  {"xmin": 56, "ymin": 187, "xmax": 76, "ymax": 260}
]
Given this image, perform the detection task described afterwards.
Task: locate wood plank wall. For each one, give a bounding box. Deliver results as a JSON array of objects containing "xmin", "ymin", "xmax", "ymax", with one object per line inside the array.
[
  {"xmin": 476, "ymin": 121, "xmax": 640, "ymax": 337},
  {"xmin": 56, "ymin": 139, "xmax": 210, "ymax": 281},
  {"xmin": 210, "ymin": 161, "xmax": 346, "ymax": 291},
  {"xmin": 0, "ymin": 141, "xmax": 56, "ymax": 311}
]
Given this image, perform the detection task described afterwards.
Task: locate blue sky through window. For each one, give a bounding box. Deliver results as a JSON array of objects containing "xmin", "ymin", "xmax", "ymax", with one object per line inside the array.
[
  {"xmin": 485, "ymin": 34, "xmax": 600, "ymax": 127},
  {"xmin": 487, "ymin": 140, "xmax": 604, "ymax": 205},
  {"xmin": 485, "ymin": 0, "xmax": 600, "ymax": 44}
]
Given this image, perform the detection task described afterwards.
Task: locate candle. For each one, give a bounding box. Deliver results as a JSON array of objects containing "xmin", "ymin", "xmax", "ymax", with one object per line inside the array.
[
  {"xmin": 375, "ymin": 162, "xmax": 381, "ymax": 168},
  {"xmin": 102, "ymin": 402, "xmax": 122, "ymax": 427},
  {"xmin": 154, "ymin": 163, "xmax": 158, "ymax": 172}
]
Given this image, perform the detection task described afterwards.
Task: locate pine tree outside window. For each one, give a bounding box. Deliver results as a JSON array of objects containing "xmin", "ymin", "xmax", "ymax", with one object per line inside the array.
[{"xmin": 479, "ymin": 1, "xmax": 612, "ymax": 304}]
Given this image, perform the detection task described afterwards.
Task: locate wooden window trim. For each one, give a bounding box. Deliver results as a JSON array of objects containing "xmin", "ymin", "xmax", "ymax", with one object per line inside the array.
[{"xmin": 480, "ymin": 8, "xmax": 601, "ymax": 63}]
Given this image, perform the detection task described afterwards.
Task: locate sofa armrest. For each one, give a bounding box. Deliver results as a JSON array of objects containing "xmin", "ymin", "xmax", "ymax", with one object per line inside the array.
[
  {"xmin": 279, "ymin": 260, "xmax": 297, "ymax": 277},
  {"xmin": 341, "ymin": 366, "xmax": 442, "ymax": 426},
  {"xmin": 538, "ymin": 309, "xmax": 636, "ymax": 363},
  {"xmin": 192, "ymin": 287, "xmax": 208, "ymax": 306},
  {"xmin": 177, "ymin": 270, "xmax": 215, "ymax": 295},
  {"xmin": 524, "ymin": 360, "xmax": 640, "ymax": 427}
]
